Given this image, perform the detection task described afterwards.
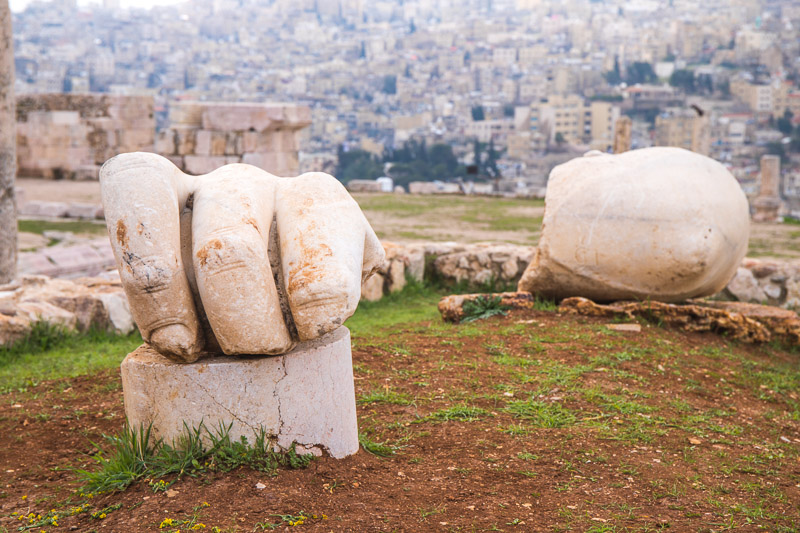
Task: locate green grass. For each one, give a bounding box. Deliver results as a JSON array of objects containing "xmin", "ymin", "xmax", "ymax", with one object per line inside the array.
[
  {"xmin": 348, "ymin": 278, "xmax": 442, "ymax": 338},
  {"xmin": 504, "ymin": 399, "xmax": 577, "ymax": 428},
  {"xmin": 461, "ymin": 295, "xmax": 509, "ymax": 323},
  {"xmin": 77, "ymin": 422, "xmax": 312, "ymax": 494},
  {"xmin": 18, "ymin": 219, "xmax": 108, "ymax": 236},
  {"xmin": 0, "ymin": 323, "xmax": 142, "ymax": 393},
  {"xmin": 423, "ymin": 404, "xmax": 488, "ymax": 422},
  {"xmin": 358, "ymin": 432, "xmax": 399, "ymax": 457}
]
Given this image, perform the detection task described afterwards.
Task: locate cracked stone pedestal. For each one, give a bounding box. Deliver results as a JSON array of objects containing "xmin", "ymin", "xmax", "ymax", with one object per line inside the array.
[{"xmin": 120, "ymin": 327, "xmax": 358, "ymax": 459}]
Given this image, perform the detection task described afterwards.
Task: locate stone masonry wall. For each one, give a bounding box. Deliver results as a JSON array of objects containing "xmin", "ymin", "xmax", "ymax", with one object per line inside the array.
[
  {"xmin": 16, "ymin": 93, "xmax": 155, "ymax": 180},
  {"xmin": 6, "ymin": 239, "xmax": 800, "ymax": 347},
  {"xmin": 156, "ymin": 101, "xmax": 311, "ymax": 176}
]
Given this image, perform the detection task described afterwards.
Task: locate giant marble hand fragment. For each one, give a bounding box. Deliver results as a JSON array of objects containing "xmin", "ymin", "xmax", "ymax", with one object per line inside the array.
[{"xmin": 100, "ymin": 152, "xmax": 385, "ymax": 363}]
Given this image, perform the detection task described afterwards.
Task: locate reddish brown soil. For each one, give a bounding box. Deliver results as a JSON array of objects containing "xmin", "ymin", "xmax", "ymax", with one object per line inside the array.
[{"xmin": 1, "ymin": 309, "xmax": 799, "ymax": 532}]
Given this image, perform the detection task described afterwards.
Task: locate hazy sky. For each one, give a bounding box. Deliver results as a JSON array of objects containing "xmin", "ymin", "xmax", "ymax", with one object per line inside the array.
[{"xmin": 9, "ymin": 0, "xmax": 185, "ymax": 11}]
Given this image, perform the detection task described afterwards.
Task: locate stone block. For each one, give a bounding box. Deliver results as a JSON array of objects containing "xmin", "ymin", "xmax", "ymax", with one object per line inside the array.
[
  {"xmin": 725, "ymin": 267, "xmax": 766, "ymax": 303},
  {"xmin": 121, "ymin": 327, "xmax": 359, "ymax": 458},
  {"xmin": 174, "ymin": 126, "xmax": 197, "ymax": 155},
  {"xmin": 194, "ymin": 129, "xmax": 212, "ymax": 156},
  {"xmin": 73, "ymin": 165, "xmax": 100, "ymax": 181},
  {"xmin": 43, "ymin": 244, "xmax": 113, "ymax": 278},
  {"xmin": 66, "ymin": 202, "xmax": 104, "ymax": 219},
  {"xmin": 155, "ymin": 130, "xmax": 176, "ymax": 155},
  {"xmin": 347, "ymin": 179, "xmax": 382, "ymax": 193},
  {"xmin": 241, "ymin": 152, "xmax": 285, "ymax": 174},
  {"xmin": 361, "ymin": 272, "xmax": 384, "ymax": 302},
  {"xmin": 164, "ymin": 155, "xmax": 184, "ymax": 169},
  {"xmin": 202, "ymin": 103, "xmax": 286, "ymax": 133},
  {"xmin": 168, "ymin": 102, "xmax": 206, "ymax": 126},
  {"xmin": 16, "ymin": 252, "xmax": 61, "ymax": 277},
  {"xmin": 19, "ymin": 201, "xmax": 69, "ymax": 218},
  {"xmin": 184, "ymin": 155, "xmax": 228, "ymax": 175},
  {"xmin": 118, "ymin": 128, "xmax": 154, "ymax": 149},
  {"xmin": 195, "ymin": 130, "xmax": 226, "ymax": 156}
]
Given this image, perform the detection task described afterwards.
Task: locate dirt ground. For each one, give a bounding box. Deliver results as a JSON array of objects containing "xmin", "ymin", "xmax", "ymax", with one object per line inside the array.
[{"xmin": 1, "ymin": 307, "xmax": 799, "ymax": 532}]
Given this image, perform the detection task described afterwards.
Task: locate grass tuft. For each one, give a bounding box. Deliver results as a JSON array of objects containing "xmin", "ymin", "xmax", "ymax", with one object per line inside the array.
[
  {"xmin": 461, "ymin": 295, "xmax": 509, "ymax": 323},
  {"xmin": 76, "ymin": 422, "xmax": 313, "ymax": 494},
  {"xmin": 504, "ymin": 399, "xmax": 577, "ymax": 428}
]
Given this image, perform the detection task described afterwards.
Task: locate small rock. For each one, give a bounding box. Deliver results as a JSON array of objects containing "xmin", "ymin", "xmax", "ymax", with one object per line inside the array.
[
  {"xmin": 255, "ymin": 482, "xmax": 266, "ymax": 490},
  {"xmin": 165, "ymin": 489, "xmax": 178, "ymax": 498},
  {"xmin": 688, "ymin": 437, "xmax": 702, "ymax": 445},
  {"xmin": 605, "ymin": 323, "xmax": 641, "ymax": 333}
]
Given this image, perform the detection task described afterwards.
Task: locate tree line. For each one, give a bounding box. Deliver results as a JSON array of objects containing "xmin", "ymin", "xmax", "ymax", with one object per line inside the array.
[{"xmin": 335, "ymin": 138, "xmax": 503, "ymax": 190}]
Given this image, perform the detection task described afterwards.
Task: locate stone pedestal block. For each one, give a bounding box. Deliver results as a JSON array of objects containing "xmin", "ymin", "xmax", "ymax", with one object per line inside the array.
[{"xmin": 121, "ymin": 327, "xmax": 358, "ymax": 459}]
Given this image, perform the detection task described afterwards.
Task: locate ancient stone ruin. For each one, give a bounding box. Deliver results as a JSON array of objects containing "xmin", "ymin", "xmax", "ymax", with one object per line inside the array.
[
  {"xmin": 155, "ymin": 101, "xmax": 311, "ymax": 177},
  {"xmin": 16, "ymin": 94, "xmax": 155, "ymax": 180},
  {"xmin": 752, "ymin": 154, "xmax": 782, "ymax": 223},
  {"xmin": 100, "ymin": 152, "xmax": 384, "ymax": 458},
  {"xmin": 519, "ymin": 147, "xmax": 750, "ymax": 302}
]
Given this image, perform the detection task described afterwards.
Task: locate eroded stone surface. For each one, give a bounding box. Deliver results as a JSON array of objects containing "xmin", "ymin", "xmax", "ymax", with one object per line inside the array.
[
  {"xmin": 101, "ymin": 152, "xmax": 384, "ymax": 361},
  {"xmin": 0, "ymin": 274, "xmax": 134, "ymax": 345},
  {"xmin": 519, "ymin": 147, "xmax": 750, "ymax": 302},
  {"xmin": 559, "ymin": 297, "xmax": 773, "ymax": 343},
  {"xmin": 121, "ymin": 327, "xmax": 358, "ymax": 458}
]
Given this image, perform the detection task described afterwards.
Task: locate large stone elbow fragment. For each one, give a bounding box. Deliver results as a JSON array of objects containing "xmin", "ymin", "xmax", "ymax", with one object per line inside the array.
[{"xmin": 519, "ymin": 147, "xmax": 750, "ymax": 303}]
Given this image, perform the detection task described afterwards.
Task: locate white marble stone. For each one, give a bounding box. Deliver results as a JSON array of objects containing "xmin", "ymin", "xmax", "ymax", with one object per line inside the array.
[
  {"xmin": 100, "ymin": 152, "xmax": 384, "ymax": 361},
  {"xmin": 121, "ymin": 327, "xmax": 358, "ymax": 458},
  {"xmin": 519, "ymin": 147, "xmax": 750, "ymax": 302}
]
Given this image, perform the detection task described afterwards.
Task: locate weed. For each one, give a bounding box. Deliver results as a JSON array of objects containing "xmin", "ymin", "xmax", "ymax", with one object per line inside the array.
[
  {"xmin": 358, "ymin": 388, "xmax": 413, "ymax": 405},
  {"xmin": 77, "ymin": 422, "xmax": 312, "ymax": 494},
  {"xmin": 505, "ymin": 399, "xmax": 576, "ymax": 427},
  {"xmin": 423, "ymin": 404, "xmax": 488, "ymax": 422},
  {"xmin": 461, "ymin": 295, "xmax": 509, "ymax": 323},
  {"xmin": 358, "ymin": 433, "xmax": 399, "ymax": 457}
]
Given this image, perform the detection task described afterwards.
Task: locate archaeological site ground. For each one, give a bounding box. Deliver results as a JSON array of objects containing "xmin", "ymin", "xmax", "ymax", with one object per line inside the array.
[{"xmin": 1, "ymin": 188, "xmax": 800, "ymax": 532}]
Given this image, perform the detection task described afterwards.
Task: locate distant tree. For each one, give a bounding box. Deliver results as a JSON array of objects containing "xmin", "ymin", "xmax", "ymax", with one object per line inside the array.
[
  {"xmin": 429, "ymin": 143, "xmax": 460, "ymax": 176},
  {"xmin": 409, "ymin": 18, "xmax": 416, "ymax": 34},
  {"xmin": 471, "ymin": 105, "xmax": 485, "ymax": 121},
  {"xmin": 696, "ymin": 73, "xmax": 714, "ymax": 94},
  {"xmin": 604, "ymin": 56, "xmax": 622, "ymax": 85},
  {"xmin": 485, "ymin": 138, "xmax": 501, "ymax": 178},
  {"xmin": 359, "ymin": 41, "xmax": 366, "ymax": 59},
  {"xmin": 669, "ymin": 69, "xmax": 696, "ymax": 93},
  {"xmin": 554, "ymin": 132, "xmax": 566, "ymax": 145},
  {"xmin": 382, "ymin": 75, "xmax": 397, "ymax": 95},
  {"xmin": 503, "ymin": 104, "xmax": 515, "ymax": 117},
  {"xmin": 473, "ymin": 139, "xmax": 483, "ymax": 172},
  {"xmin": 718, "ymin": 79, "xmax": 731, "ymax": 97},
  {"xmin": 765, "ymin": 142, "xmax": 788, "ymax": 166},
  {"xmin": 335, "ymin": 147, "xmax": 383, "ymax": 184},
  {"xmin": 404, "ymin": 64, "xmax": 412, "ymax": 78},
  {"xmin": 777, "ymin": 111, "xmax": 794, "ymax": 136},
  {"xmin": 625, "ymin": 62, "xmax": 656, "ymax": 85}
]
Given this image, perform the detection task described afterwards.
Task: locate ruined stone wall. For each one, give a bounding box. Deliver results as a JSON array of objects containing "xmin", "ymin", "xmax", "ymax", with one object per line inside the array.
[
  {"xmin": 16, "ymin": 94, "xmax": 155, "ymax": 180},
  {"xmin": 156, "ymin": 101, "xmax": 311, "ymax": 176}
]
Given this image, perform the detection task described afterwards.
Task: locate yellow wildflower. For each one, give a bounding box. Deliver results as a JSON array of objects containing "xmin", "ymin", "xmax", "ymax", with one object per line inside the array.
[{"xmin": 160, "ymin": 517, "xmax": 175, "ymax": 528}]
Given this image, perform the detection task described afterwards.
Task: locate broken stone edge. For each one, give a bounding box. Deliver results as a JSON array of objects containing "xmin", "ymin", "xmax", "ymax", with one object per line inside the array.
[{"xmin": 121, "ymin": 326, "xmax": 358, "ymax": 459}]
